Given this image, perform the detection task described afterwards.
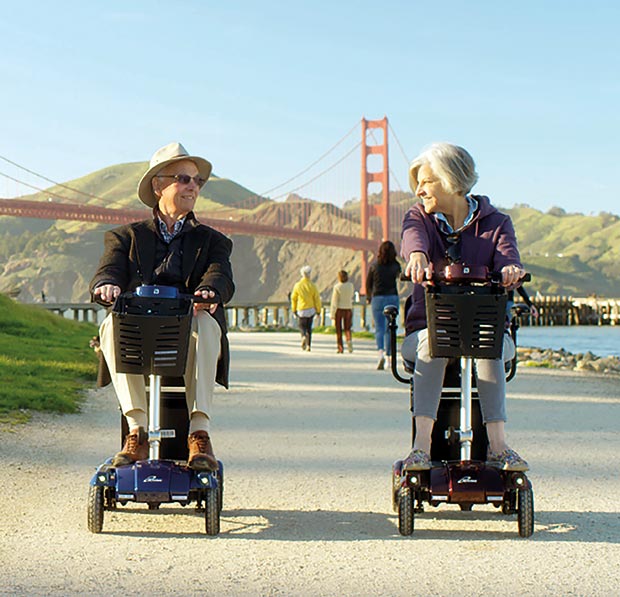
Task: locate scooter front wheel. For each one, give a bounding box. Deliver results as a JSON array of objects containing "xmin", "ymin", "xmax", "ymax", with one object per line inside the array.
[
  {"xmin": 398, "ymin": 487, "xmax": 414, "ymax": 536},
  {"xmin": 87, "ymin": 485, "xmax": 104, "ymax": 533},
  {"xmin": 517, "ymin": 487, "xmax": 534, "ymax": 537},
  {"xmin": 204, "ymin": 488, "xmax": 220, "ymax": 536},
  {"xmin": 217, "ymin": 464, "xmax": 224, "ymax": 513}
]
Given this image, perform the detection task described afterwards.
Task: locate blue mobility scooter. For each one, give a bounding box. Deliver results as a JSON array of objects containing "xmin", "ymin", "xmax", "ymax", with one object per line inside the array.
[
  {"xmin": 87, "ymin": 285, "xmax": 223, "ymax": 535},
  {"xmin": 385, "ymin": 264, "xmax": 534, "ymax": 537}
]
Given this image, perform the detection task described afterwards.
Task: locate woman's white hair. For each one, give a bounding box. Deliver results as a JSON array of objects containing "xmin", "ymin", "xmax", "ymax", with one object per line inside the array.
[
  {"xmin": 300, "ymin": 265, "xmax": 312, "ymax": 277},
  {"xmin": 409, "ymin": 142, "xmax": 478, "ymax": 195}
]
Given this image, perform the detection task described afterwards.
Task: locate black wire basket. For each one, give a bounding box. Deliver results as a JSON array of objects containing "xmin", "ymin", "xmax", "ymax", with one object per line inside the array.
[
  {"xmin": 112, "ymin": 294, "xmax": 193, "ymax": 376},
  {"xmin": 425, "ymin": 285, "xmax": 508, "ymax": 359}
]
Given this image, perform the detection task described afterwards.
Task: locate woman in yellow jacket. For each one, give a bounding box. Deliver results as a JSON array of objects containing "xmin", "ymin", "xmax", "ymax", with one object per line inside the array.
[{"xmin": 291, "ymin": 265, "xmax": 322, "ymax": 351}]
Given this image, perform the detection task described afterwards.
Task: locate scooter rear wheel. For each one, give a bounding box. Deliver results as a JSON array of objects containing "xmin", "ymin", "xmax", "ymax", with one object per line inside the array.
[
  {"xmin": 398, "ymin": 487, "xmax": 414, "ymax": 536},
  {"xmin": 517, "ymin": 487, "xmax": 534, "ymax": 537},
  {"xmin": 204, "ymin": 488, "xmax": 220, "ymax": 536},
  {"xmin": 87, "ymin": 485, "xmax": 104, "ymax": 533}
]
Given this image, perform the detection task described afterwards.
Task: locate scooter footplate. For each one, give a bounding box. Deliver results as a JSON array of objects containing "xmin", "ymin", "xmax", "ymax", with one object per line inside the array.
[{"xmin": 430, "ymin": 462, "xmax": 504, "ymax": 505}]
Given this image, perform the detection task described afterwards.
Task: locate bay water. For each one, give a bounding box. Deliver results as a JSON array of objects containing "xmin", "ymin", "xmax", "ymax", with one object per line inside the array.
[{"xmin": 516, "ymin": 325, "xmax": 620, "ymax": 358}]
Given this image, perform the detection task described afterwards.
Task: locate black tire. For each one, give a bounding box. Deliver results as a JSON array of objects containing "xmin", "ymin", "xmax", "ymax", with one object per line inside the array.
[
  {"xmin": 87, "ymin": 485, "xmax": 104, "ymax": 533},
  {"xmin": 517, "ymin": 487, "xmax": 534, "ymax": 537},
  {"xmin": 217, "ymin": 468, "xmax": 224, "ymax": 513},
  {"xmin": 391, "ymin": 461, "xmax": 403, "ymax": 513},
  {"xmin": 204, "ymin": 488, "xmax": 220, "ymax": 536},
  {"xmin": 398, "ymin": 487, "xmax": 414, "ymax": 536}
]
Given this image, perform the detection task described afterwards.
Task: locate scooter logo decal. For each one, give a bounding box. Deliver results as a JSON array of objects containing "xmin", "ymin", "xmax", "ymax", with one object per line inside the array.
[
  {"xmin": 143, "ymin": 475, "xmax": 163, "ymax": 483},
  {"xmin": 457, "ymin": 475, "xmax": 478, "ymax": 484}
]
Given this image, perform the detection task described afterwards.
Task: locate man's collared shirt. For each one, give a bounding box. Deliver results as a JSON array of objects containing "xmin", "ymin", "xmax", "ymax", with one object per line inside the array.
[{"xmin": 157, "ymin": 215, "xmax": 186, "ymax": 244}]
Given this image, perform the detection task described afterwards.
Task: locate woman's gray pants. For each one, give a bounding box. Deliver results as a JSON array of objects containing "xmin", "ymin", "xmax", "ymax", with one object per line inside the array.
[{"xmin": 400, "ymin": 329, "xmax": 516, "ymax": 423}]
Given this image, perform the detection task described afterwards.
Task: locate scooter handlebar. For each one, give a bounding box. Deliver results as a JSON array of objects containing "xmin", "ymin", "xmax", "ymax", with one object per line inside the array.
[
  {"xmin": 400, "ymin": 268, "xmax": 531, "ymax": 286},
  {"xmin": 94, "ymin": 285, "xmax": 221, "ymax": 307}
]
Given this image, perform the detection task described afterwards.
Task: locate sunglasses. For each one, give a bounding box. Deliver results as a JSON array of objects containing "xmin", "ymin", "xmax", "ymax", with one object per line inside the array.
[
  {"xmin": 157, "ymin": 174, "xmax": 207, "ymax": 188},
  {"xmin": 445, "ymin": 233, "xmax": 461, "ymax": 263}
]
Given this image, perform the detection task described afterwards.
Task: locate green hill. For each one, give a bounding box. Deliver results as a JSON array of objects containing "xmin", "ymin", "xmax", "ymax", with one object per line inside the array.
[
  {"xmin": 1, "ymin": 161, "xmax": 619, "ymax": 302},
  {"xmin": 504, "ymin": 206, "xmax": 620, "ymax": 296},
  {"xmin": 19, "ymin": 161, "xmax": 259, "ymax": 209}
]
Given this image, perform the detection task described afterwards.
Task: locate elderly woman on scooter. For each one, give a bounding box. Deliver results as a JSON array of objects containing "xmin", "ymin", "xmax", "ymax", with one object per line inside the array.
[{"xmin": 400, "ymin": 142, "xmax": 528, "ymax": 472}]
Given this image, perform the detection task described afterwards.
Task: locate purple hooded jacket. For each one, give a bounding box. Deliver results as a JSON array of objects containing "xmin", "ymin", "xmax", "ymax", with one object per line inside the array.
[{"xmin": 400, "ymin": 195, "xmax": 522, "ymax": 334}]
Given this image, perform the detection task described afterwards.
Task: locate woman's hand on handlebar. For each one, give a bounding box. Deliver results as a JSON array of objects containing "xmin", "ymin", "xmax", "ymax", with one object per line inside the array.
[
  {"xmin": 94, "ymin": 284, "xmax": 121, "ymax": 304},
  {"xmin": 405, "ymin": 252, "xmax": 433, "ymax": 284},
  {"xmin": 194, "ymin": 289, "xmax": 219, "ymax": 314},
  {"xmin": 500, "ymin": 264, "xmax": 527, "ymax": 288}
]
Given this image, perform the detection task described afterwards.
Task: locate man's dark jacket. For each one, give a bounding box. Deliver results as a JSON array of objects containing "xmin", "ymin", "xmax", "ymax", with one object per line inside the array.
[{"xmin": 89, "ymin": 215, "xmax": 235, "ymax": 388}]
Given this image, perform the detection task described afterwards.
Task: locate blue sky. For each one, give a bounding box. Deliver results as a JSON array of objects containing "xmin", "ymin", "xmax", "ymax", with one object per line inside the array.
[{"xmin": 1, "ymin": 1, "xmax": 618, "ymax": 215}]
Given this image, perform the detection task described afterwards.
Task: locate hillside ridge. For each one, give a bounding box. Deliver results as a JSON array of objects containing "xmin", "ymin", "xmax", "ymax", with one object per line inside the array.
[{"xmin": 1, "ymin": 162, "xmax": 619, "ymax": 302}]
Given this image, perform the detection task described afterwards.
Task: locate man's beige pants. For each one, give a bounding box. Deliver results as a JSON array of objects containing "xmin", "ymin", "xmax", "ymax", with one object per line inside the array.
[{"xmin": 99, "ymin": 310, "xmax": 222, "ymax": 430}]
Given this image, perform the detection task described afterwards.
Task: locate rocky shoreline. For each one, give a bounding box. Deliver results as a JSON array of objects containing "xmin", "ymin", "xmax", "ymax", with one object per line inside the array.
[{"xmin": 518, "ymin": 346, "xmax": 620, "ymax": 374}]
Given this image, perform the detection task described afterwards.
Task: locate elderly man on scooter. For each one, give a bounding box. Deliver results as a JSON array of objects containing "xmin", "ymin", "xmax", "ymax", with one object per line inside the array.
[
  {"xmin": 90, "ymin": 142, "xmax": 235, "ymax": 471},
  {"xmin": 400, "ymin": 142, "xmax": 528, "ymax": 472}
]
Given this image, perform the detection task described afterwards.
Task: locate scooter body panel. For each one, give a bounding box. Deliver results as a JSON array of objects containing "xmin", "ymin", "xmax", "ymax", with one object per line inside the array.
[{"xmin": 92, "ymin": 460, "xmax": 219, "ymax": 504}]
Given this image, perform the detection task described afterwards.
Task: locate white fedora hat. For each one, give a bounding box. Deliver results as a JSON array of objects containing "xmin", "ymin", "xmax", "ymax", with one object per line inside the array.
[{"xmin": 137, "ymin": 142, "xmax": 213, "ymax": 207}]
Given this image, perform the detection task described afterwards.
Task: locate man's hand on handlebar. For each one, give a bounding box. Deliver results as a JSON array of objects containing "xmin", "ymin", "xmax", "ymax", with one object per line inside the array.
[
  {"xmin": 194, "ymin": 289, "xmax": 219, "ymax": 314},
  {"xmin": 500, "ymin": 264, "xmax": 527, "ymax": 288},
  {"xmin": 405, "ymin": 252, "xmax": 433, "ymax": 284},
  {"xmin": 94, "ymin": 284, "xmax": 121, "ymax": 304}
]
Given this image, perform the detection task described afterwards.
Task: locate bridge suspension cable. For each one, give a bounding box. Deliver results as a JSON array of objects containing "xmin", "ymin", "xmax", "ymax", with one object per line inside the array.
[
  {"xmin": 258, "ymin": 121, "xmax": 360, "ymax": 197},
  {"xmin": 268, "ymin": 141, "xmax": 361, "ymax": 201},
  {"xmin": 0, "ymin": 154, "xmax": 107, "ymax": 203},
  {"xmin": 0, "ymin": 169, "xmax": 75, "ymax": 202},
  {"xmin": 387, "ymin": 121, "xmax": 411, "ymax": 168}
]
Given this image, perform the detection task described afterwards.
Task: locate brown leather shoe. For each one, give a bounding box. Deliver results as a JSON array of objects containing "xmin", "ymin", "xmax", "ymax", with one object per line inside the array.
[
  {"xmin": 112, "ymin": 428, "xmax": 148, "ymax": 466},
  {"xmin": 188, "ymin": 431, "xmax": 218, "ymax": 471}
]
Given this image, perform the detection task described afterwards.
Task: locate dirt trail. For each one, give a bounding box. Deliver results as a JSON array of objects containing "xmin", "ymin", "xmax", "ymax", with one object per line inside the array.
[{"xmin": 1, "ymin": 332, "xmax": 619, "ymax": 596}]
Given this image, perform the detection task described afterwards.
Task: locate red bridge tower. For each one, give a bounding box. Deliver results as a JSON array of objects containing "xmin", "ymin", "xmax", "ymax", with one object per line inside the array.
[{"xmin": 360, "ymin": 116, "xmax": 390, "ymax": 292}]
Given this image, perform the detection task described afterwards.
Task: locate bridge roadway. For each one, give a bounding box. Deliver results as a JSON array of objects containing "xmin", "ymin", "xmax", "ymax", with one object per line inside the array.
[
  {"xmin": 0, "ymin": 197, "xmax": 377, "ymax": 251},
  {"xmin": 1, "ymin": 331, "xmax": 619, "ymax": 596}
]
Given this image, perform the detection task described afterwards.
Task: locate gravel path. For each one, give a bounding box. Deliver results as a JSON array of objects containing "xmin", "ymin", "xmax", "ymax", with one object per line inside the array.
[{"xmin": 1, "ymin": 332, "xmax": 619, "ymax": 596}]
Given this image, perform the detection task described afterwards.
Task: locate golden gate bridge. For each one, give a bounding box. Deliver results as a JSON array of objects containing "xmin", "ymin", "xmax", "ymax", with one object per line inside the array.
[{"xmin": 0, "ymin": 117, "xmax": 412, "ymax": 281}]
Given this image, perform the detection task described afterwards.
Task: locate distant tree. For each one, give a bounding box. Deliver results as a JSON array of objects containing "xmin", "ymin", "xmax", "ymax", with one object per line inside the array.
[
  {"xmin": 599, "ymin": 211, "xmax": 619, "ymax": 228},
  {"xmin": 547, "ymin": 206, "xmax": 566, "ymax": 216}
]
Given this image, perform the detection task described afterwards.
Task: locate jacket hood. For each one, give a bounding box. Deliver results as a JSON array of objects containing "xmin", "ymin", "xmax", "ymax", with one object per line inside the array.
[{"xmin": 470, "ymin": 194, "xmax": 498, "ymax": 221}]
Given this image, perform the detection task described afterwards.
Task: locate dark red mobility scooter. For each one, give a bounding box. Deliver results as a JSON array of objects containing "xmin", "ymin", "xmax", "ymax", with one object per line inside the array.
[
  {"xmin": 385, "ymin": 265, "xmax": 534, "ymax": 537},
  {"xmin": 87, "ymin": 285, "xmax": 223, "ymax": 535}
]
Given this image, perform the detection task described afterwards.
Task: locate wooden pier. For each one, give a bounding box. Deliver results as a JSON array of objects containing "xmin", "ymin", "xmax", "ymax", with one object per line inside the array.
[
  {"xmin": 515, "ymin": 296, "xmax": 620, "ymax": 326},
  {"xmin": 32, "ymin": 296, "xmax": 620, "ymax": 328}
]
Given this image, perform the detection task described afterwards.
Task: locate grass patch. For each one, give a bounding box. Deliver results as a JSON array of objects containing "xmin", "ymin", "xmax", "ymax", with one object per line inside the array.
[{"xmin": 0, "ymin": 294, "xmax": 98, "ymax": 424}]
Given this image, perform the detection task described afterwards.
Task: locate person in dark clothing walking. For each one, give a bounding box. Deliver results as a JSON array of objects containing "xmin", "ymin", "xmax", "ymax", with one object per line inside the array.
[{"xmin": 365, "ymin": 240, "xmax": 401, "ymax": 370}]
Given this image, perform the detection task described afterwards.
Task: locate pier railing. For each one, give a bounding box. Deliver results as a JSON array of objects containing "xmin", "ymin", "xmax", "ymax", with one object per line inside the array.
[
  {"xmin": 33, "ymin": 296, "xmax": 620, "ymax": 328},
  {"xmin": 34, "ymin": 301, "xmax": 401, "ymax": 330}
]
